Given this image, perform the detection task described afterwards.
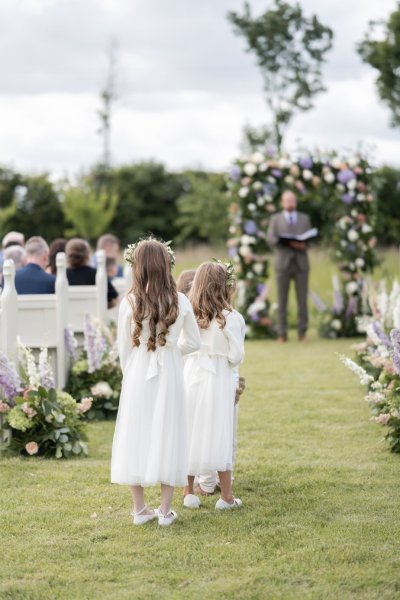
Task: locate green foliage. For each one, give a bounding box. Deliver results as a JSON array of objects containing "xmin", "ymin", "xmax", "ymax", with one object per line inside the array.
[
  {"xmin": 358, "ymin": 5, "xmax": 400, "ymax": 128},
  {"xmin": 109, "ymin": 162, "xmax": 183, "ymax": 244},
  {"xmin": 228, "ymin": 0, "xmax": 334, "ymax": 150},
  {"xmin": 372, "ymin": 166, "xmax": 400, "ymax": 245},
  {"xmin": 0, "ymin": 172, "xmax": 65, "ymax": 242},
  {"xmin": 175, "ymin": 171, "xmax": 230, "ymax": 245},
  {"xmin": 4, "ymin": 387, "xmax": 88, "ymax": 459},
  {"xmin": 62, "ymin": 179, "xmax": 118, "ymax": 242}
]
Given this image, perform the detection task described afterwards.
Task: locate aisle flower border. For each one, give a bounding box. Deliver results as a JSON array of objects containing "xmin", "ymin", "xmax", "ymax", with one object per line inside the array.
[{"xmin": 227, "ymin": 151, "xmax": 377, "ymax": 338}]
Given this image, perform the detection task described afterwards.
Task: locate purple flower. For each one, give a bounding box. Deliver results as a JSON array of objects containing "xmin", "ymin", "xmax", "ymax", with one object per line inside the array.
[
  {"xmin": 64, "ymin": 325, "xmax": 78, "ymax": 360},
  {"xmin": 332, "ymin": 290, "xmax": 344, "ymax": 315},
  {"xmin": 267, "ymin": 146, "xmax": 276, "ymax": 156},
  {"xmin": 257, "ymin": 283, "xmax": 266, "ymax": 296},
  {"xmin": 390, "ymin": 329, "xmax": 400, "ymax": 374},
  {"xmin": 345, "ymin": 296, "xmax": 358, "ymax": 317},
  {"xmin": 309, "ymin": 291, "xmax": 327, "ymax": 313},
  {"xmin": 271, "ymin": 169, "xmax": 282, "ymax": 178},
  {"xmin": 299, "ymin": 157, "xmax": 313, "ymax": 169},
  {"xmin": 229, "ymin": 165, "xmax": 241, "ymax": 182},
  {"xmin": 337, "ymin": 169, "xmax": 355, "ymax": 185},
  {"xmin": 228, "ymin": 247, "xmax": 237, "ymax": 258},
  {"xmin": 83, "ymin": 316, "xmax": 107, "ymax": 373},
  {"xmin": 372, "ymin": 322, "xmax": 390, "ymax": 348},
  {"xmin": 250, "ymin": 313, "xmax": 260, "ymax": 322},
  {"xmin": 0, "ymin": 351, "xmax": 22, "ymax": 403},
  {"xmin": 244, "ymin": 220, "xmax": 257, "ymax": 235},
  {"xmin": 342, "ymin": 193, "xmax": 355, "ymax": 205}
]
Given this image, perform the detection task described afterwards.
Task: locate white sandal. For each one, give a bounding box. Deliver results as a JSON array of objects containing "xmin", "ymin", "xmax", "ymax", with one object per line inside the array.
[
  {"xmin": 131, "ymin": 505, "xmax": 158, "ymax": 525},
  {"xmin": 158, "ymin": 509, "xmax": 178, "ymax": 526}
]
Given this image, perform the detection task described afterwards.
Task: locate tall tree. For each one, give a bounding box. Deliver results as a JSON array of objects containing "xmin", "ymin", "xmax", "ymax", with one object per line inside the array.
[
  {"xmin": 228, "ymin": 1, "xmax": 333, "ymax": 151},
  {"xmin": 358, "ymin": 4, "xmax": 400, "ymax": 128}
]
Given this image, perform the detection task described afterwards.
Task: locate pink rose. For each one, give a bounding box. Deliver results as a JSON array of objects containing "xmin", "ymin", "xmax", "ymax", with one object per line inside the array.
[
  {"xmin": 0, "ymin": 402, "xmax": 10, "ymax": 413},
  {"xmin": 376, "ymin": 414, "xmax": 390, "ymax": 425},
  {"xmin": 22, "ymin": 402, "xmax": 37, "ymax": 419},
  {"xmin": 25, "ymin": 441, "xmax": 39, "ymax": 455}
]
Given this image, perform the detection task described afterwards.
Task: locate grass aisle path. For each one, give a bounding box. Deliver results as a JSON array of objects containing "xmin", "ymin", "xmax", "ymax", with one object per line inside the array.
[{"xmin": 1, "ymin": 333, "xmax": 399, "ymax": 599}]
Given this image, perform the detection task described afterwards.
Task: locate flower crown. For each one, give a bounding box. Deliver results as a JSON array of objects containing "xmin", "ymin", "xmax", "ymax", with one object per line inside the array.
[
  {"xmin": 212, "ymin": 258, "xmax": 237, "ymax": 288},
  {"xmin": 124, "ymin": 236, "xmax": 175, "ymax": 268}
]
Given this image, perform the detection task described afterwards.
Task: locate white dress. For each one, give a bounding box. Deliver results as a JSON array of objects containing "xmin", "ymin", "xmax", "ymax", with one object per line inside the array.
[
  {"xmin": 111, "ymin": 292, "xmax": 201, "ymax": 487},
  {"xmin": 184, "ymin": 310, "xmax": 245, "ymax": 475}
]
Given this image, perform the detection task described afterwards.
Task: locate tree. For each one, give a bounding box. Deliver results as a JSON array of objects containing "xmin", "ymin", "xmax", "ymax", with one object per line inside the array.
[
  {"xmin": 62, "ymin": 179, "xmax": 118, "ymax": 242},
  {"xmin": 228, "ymin": 1, "xmax": 333, "ymax": 151},
  {"xmin": 358, "ymin": 5, "xmax": 400, "ymax": 128},
  {"xmin": 0, "ymin": 173, "xmax": 65, "ymax": 242},
  {"xmin": 175, "ymin": 171, "xmax": 230, "ymax": 245},
  {"xmin": 372, "ymin": 166, "xmax": 400, "ymax": 245}
]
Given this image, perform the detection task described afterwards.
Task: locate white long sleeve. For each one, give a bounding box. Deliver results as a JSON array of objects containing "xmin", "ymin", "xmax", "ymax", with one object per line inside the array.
[
  {"xmin": 117, "ymin": 297, "xmax": 133, "ymax": 373},
  {"xmin": 223, "ymin": 310, "xmax": 245, "ymax": 369},
  {"xmin": 178, "ymin": 294, "xmax": 201, "ymax": 356}
]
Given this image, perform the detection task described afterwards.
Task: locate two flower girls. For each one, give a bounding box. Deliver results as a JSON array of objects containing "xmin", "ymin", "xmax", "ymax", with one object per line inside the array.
[{"xmin": 111, "ymin": 238, "xmax": 245, "ymax": 526}]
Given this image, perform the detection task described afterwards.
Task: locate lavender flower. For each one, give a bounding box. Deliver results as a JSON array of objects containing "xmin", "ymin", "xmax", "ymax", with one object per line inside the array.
[
  {"xmin": 337, "ymin": 169, "xmax": 355, "ymax": 185},
  {"xmin": 342, "ymin": 193, "xmax": 354, "ymax": 205},
  {"xmin": 309, "ymin": 291, "xmax": 327, "ymax": 313},
  {"xmin": 83, "ymin": 315, "xmax": 107, "ymax": 373},
  {"xmin": 299, "ymin": 157, "xmax": 313, "ymax": 169},
  {"xmin": 332, "ymin": 289, "xmax": 344, "ymax": 315},
  {"xmin": 271, "ymin": 169, "xmax": 282, "ymax": 178},
  {"xmin": 64, "ymin": 325, "xmax": 78, "ymax": 360},
  {"xmin": 229, "ymin": 165, "xmax": 241, "ymax": 182},
  {"xmin": 389, "ymin": 328, "xmax": 400, "ymax": 375},
  {"xmin": 371, "ymin": 322, "xmax": 390, "ymax": 348},
  {"xmin": 346, "ymin": 296, "xmax": 358, "ymax": 317},
  {"xmin": 0, "ymin": 352, "xmax": 22, "ymax": 403},
  {"xmin": 244, "ymin": 220, "xmax": 257, "ymax": 235}
]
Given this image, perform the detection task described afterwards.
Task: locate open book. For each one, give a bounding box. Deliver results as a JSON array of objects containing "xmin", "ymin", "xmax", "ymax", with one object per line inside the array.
[{"xmin": 279, "ymin": 227, "xmax": 319, "ymax": 243}]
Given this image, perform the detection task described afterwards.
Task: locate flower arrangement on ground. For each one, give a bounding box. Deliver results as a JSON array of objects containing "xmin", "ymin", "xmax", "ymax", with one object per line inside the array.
[
  {"xmin": 65, "ymin": 316, "xmax": 122, "ymax": 420},
  {"xmin": 0, "ymin": 345, "xmax": 89, "ymax": 458},
  {"xmin": 227, "ymin": 150, "xmax": 377, "ymax": 338}
]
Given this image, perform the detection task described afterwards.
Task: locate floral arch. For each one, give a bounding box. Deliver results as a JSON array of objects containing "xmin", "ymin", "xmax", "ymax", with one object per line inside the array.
[{"xmin": 226, "ymin": 151, "xmax": 377, "ymax": 338}]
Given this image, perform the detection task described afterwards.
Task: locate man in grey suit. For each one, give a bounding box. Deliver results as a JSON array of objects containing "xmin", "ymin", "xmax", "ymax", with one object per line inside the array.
[{"xmin": 267, "ymin": 191, "xmax": 312, "ymax": 342}]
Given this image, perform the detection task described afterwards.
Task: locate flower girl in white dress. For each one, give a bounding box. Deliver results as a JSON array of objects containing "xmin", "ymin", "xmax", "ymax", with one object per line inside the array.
[
  {"xmin": 183, "ymin": 261, "xmax": 245, "ymax": 510},
  {"xmin": 111, "ymin": 239, "xmax": 201, "ymax": 526}
]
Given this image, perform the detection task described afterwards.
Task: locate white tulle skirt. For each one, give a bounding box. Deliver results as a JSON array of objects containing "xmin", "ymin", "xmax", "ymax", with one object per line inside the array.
[
  {"xmin": 184, "ymin": 354, "xmax": 236, "ymax": 475},
  {"xmin": 111, "ymin": 344, "xmax": 188, "ymax": 487}
]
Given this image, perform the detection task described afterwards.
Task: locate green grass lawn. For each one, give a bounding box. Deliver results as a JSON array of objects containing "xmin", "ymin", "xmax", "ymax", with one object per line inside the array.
[{"xmin": 1, "ymin": 332, "xmax": 399, "ymax": 599}]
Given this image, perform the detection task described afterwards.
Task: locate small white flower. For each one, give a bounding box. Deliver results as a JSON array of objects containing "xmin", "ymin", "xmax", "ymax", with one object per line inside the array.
[
  {"xmin": 331, "ymin": 157, "xmax": 341, "ymax": 169},
  {"xmin": 264, "ymin": 195, "xmax": 273, "ymax": 203},
  {"xmin": 251, "ymin": 152, "xmax": 264, "ymax": 164},
  {"xmin": 244, "ymin": 163, "xmax": 257, "ymax": 176},
  {"xmin": 348, "ymin": 156, "xmax": 359, "ymax": 168},
  {"xmin": 302, "ymin": 169, "xmax": 313, "ymax": 180},
  {"xmin": 239, "ymin": 246, "xmax": 252, "ymax": 258},
  {"xmin": 331, "ymin": 319, "xmax": 342, "ymax": 331},
  {"xmin": 259, "ymin": 162, "xmax": 268, "ymax": 172},
  {"xmin": 347, "ymin": 178, "xmax": 357, "ymax": 190},
  {"xmin": 336, "ymin": 183, "xmax": 345, "ymax": 192},
  {"xmin": 357, "ymin": 193, "xmax": 365, "ymax": 201},
  {"xmin": 278, "ymin": 157, "xmax": 291, "ymax": 169},
  {"xmin": 284, "ymin": 175, "xmax": 294, "ymax": 185},
  {"xmin": 361, "ymin": 224, "xmax": 372, "ymax": 234},
  {"xmin": 347, "ymin": 229, "xmax": 359, "ymax": 242},
  {"xmin": 248, "ymin": 203, "xmax": 256, "ymax": 212},
  {"xmin": 355, "ymin": 257, "xmax": 365, "ymax": 268},
  {"xmin": 240, "ymin": 235, "xmax": 256, "ymax": 245},
  {"xmin": 324, "ymin": 172, "xmax": 335, "ymax": 184},
  {"xmin": 229, "ymin": 226, "xmax": 236, "ymax": 234},
  {"xmin": 238, "ymin": 187, "xmax": 249, "ymax": 198},
  {"xmin": 247, "ymin": 300, "xmax": 266, "ymax": 315},
  {"xmin": 350, "ymin": 209, "xmax": 358, "ymax": 217},
  {"xmin": 257, "ymin": 197, "xmax": 266, "ymax": 206},
  {"xmin": 252, "ymin": 181, "xmax": 263, "ymax": 191},
  {"xmin": 253, "ymin": 263, "xmax": 264, "ymax": 275},
  {"xmin": 346, "ymin": 281, "xmax": 359, "ymax": 295}
]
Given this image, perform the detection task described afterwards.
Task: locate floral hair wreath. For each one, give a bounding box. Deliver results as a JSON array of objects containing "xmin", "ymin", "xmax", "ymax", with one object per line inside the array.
[
  {"xmin": 212, "ymin": 258, "xmax": 237, "ymax": 288},
  {"xmin": 124, "ymin": 236, "xmax": 176, "ymax": 268}
]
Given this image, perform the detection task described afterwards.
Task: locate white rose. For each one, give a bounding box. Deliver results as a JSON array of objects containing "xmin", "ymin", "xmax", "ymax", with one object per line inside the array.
[
  {"xmin": 350, "ymin": 209, "xmax": 358, "ymax": 217},
  {"xmin": 302, "ymin": 169, "xmax": 313, "ymax": 180},
  {"xmin": 257, "ymin": 197, "xmax": 266, "ymax": 207},
  {"xmin": 348, "ymin": 229, "xmax": 359, "ymax": 242},
  {"xmin": 278, "ymin": 157, "xmax": 291, "ymax": 169},
  {"xmin": 346, "ymin": 281, "xmax": 358, "ymax": 295},
  {"xmin": 259, "ymin": 162, "xmax": 268, "ymax": 172},
  {"xmin": 331, "ymin": 319, "xmax": 342, "ymax": 331},
  {"xmin": 247, "ymin": 300, "xmax": 266, "ymax": 314},
  {"xmin": 246, "ymin": 272, "xmax": 254, "ymax": 279},
  {"xmin": 324, "ymin": 172, "xmax": 335, "ymax": 184},
  {"xmin": 91, "ymin": 381, "xmax": 113, "ymax": 398},
  {"xmin": 357, "ymin": 193, "xmax": 365, "ymax": 201},
  {"xmin": 355, "ymin": 258, "xmax": 365, "ymax": 268},
  {"xmin": 239, "ymin": 246, "xmax": 252, "ymax": 258},
  {"xmin": 244, "ymin": 163, "xmax": 257, "ymax": 176},
  {"xmin": 240, "ymin": 235, "xmax": 255, "ymax": 245},
  {"xmin": 248, "ymin": 203, "xmax": 256, "ymax": 211},
  {"xmin": 336, "ymin": 183, "xmax": 345, "ymax": 192},
  {"xmin": 348, "ymin": 156, "xmax": 359, "ymax": 168},
  {"xmin": 252, "ymin": 181, "xmax": 263, "ymax": 190},
  {"xmin": 239, "ymin": 187, "xmax": 249, "ymax": 198},
  {"xmin": 264, "ymin": 195, "xmax": 273, "ymax": 203},
  {"xmin": 331, "ymin": 158, "xmax": 341, "ymax": 169},
  {"xmin": 340, "ymin": 241, "xmax": 347, "ymax": 248},
  {"xmin": 251, "ymin": 152, "xmax": 264, "ymax": 164},
  {"xmin": 229, "ymin": 226, "xmax": 236, "ymax": 234},
  {"xmin": 284, "ymin": 175, "xmax": 294, "ymax": 184},
  {"xmin": 362, "ymin": 224, "xmax": 372, "ymax": 234},
  {"xmin": 253, "ymin": 263, "xmax": 264, "ymax": 275},
  {"xmin": 349, "ymin": 262, "xmax": 356, "ymax": 271},
  {"xmin": 347, "ymin": 179, "xmax": 357, "ymax": 190}
]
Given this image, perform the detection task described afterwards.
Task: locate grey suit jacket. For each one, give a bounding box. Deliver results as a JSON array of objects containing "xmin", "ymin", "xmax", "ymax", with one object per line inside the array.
[{"xmin": 267, "ymin": 211, "xmax": 311, "ymax": 272}]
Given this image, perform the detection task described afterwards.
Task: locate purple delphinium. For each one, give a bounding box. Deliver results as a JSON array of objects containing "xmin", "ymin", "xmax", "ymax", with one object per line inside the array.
[
  {"xmin": 345, "ymin": 295, "xmax": 358, "ymax": 317},
  {"xmin": 0, "ymin": 351, "xmax": 22, "ymax": 403},
  {"xmin": 83, "ymin": 315, "xmax": 107, "ymax": 373},
  {"xmin": 299, "ymin": 157, "xmax": 313, "ymax": 169},
  {"xmin": 337, "ymin": 169, "xmax": 355, "ymax": 185},
  {"xmin": 229, "ymin": 165, "xmax": 241, "ymax": 182},
  {"xmin": 244, "ymin": 220, "xmax": 257, "ymax": 235},
  {"xmin": 332, "ymin": 289, "xmax": 344, "ymax": 315},
  {"xmin": 372, "ymin": 322, "xmax": 390, "ymax": 348},
  {"xmin": 309, "ymin": 291, "xmax": 327, "ymax": 313},
  {"xmin": 64, "ymin": 325, "xmax": 78, "ymax": 360},
  {"xmin": 390, "ymin": 329, "xmax": 400, "ymax": 374},
  {"xmin": 257, "ymin": 283, "xmax": 266, "ymax": 296}
]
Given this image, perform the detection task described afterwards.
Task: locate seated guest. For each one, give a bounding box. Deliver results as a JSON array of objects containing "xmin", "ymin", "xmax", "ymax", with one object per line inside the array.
[
  {"xmin": 66, "ymin": 238, "xmax": 118, "ymax": 308},
  {"xmin": 0, "ymin": 230, "xmax": 25, "ymax": 272},
  {"xmin": 106, "ymin": 256, "xmax": 118, "ymax": 280},
  {"xmin": 94, "ymin": 233, "xmax": 123, "ymax": 277},
  {"xmin": 15, "ymin": 236, "xmax": 55, "ymax": 294},
  {"xmin": 4, "ymin": 245, "xmax": 26, "ymax": 270},
  {"xmin": 47, "ymin": 238, "xmax": 67, "ymax": 275}
]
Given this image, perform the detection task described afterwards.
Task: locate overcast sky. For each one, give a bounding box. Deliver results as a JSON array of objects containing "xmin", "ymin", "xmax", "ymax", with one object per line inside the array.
[{"xmin": 0, "ymin": 0, "xmax": 398, "ymax": 176}]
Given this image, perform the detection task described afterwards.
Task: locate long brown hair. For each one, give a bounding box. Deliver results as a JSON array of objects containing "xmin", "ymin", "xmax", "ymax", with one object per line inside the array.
[
  {"xmin": 189, "ymin": 262, "xmax": 232, "ymax": 330},
  {"xmin": 128, "ymin": 239, "xmax": 179, "ymax": 352}
]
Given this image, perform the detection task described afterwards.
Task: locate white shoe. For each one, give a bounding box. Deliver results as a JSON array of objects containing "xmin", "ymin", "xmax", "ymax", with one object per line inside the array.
[
  {"xmin": 215, "ymin": 497, "xmax": 243, "ymax": 510},
  {"xmin": 158, "ymin": 510, "xmax": 178, "ymax": 526},
  {"xmin": 183, "ymin": 494, "xmax": 201, "ymax": 509},
  {"xmin": 131, "ymin": 505, "xmax": 158, "ymax": 525}
]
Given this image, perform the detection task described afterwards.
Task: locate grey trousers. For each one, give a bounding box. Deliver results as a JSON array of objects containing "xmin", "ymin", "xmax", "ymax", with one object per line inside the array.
[{"xmin": 276, "ymin": 262, "xmax": 309, "ymax": 337}]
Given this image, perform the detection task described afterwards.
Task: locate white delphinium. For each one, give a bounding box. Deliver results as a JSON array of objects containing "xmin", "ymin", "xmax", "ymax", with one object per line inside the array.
[
  {"xmin": 38, "ymin": 347, "xmax": 55, "ymax": 389},
  {"xmin": 338, "ymin": 354, "xmax": 374, "ymax": 385},
  {"xmin": 17, "ymin": 340, "xmax": 41, "ymax": 389}
]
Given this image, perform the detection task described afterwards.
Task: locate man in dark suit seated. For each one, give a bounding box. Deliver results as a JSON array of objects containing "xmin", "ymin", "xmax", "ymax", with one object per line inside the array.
[{"xmin": 15, "ymin": 236, "xmax": 56, "ymax": 294}]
